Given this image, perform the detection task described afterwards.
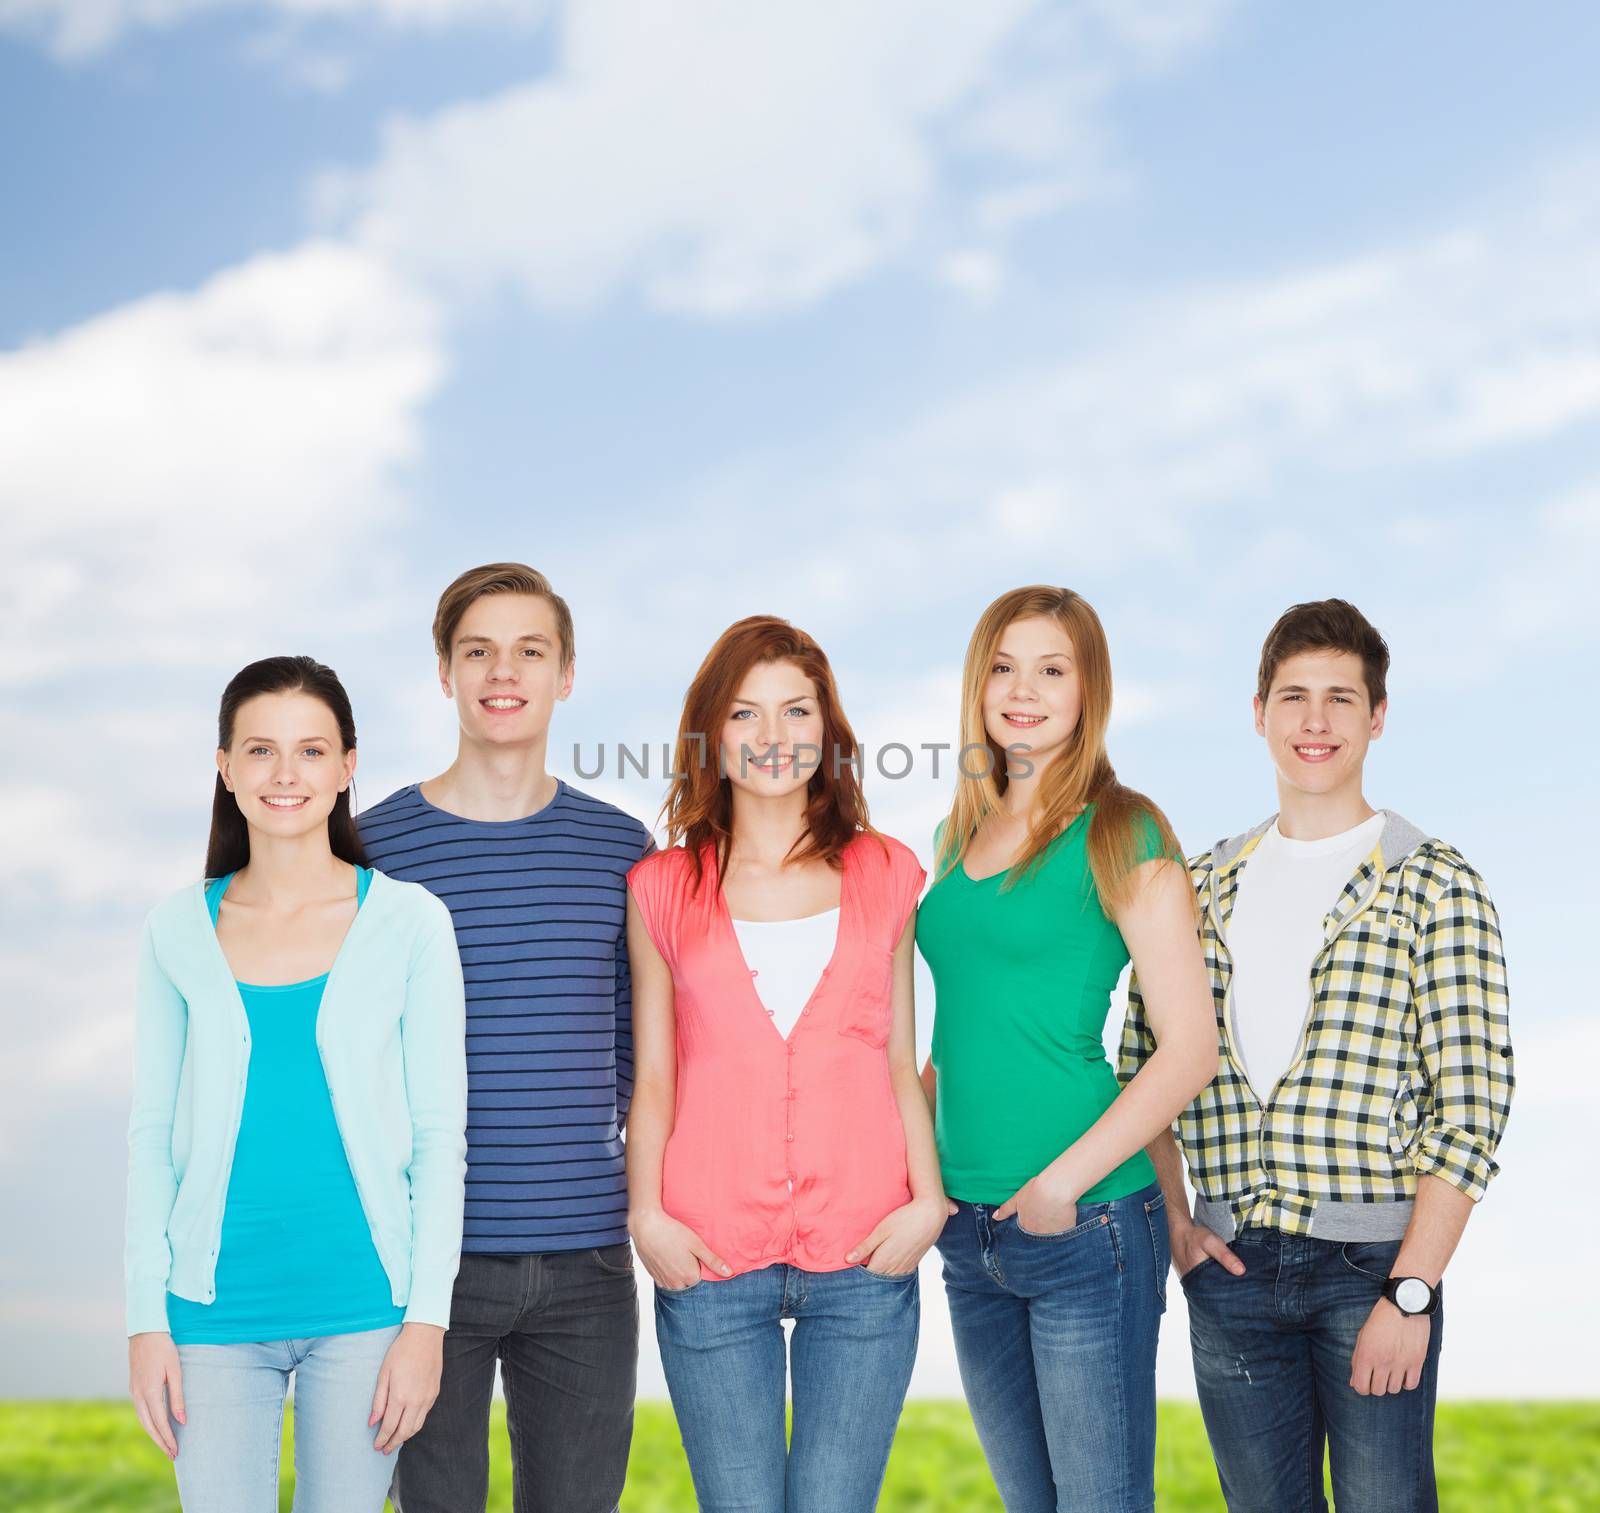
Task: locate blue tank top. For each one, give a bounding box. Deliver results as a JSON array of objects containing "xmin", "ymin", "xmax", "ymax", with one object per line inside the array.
[{"xmin": 167, "ymin": 867, "xmax": 406, "ymax": 1344}]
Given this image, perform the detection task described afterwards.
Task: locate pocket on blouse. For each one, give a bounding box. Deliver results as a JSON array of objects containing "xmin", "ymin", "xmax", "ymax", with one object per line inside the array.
[{"xmin": 836, "ymin": 940, "xmax": 895, "ymax": 1049}]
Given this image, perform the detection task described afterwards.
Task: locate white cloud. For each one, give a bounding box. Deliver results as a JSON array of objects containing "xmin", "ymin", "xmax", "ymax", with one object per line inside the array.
[
  {"xmin": 0, "ymin": 239, "xmax": 445, "ymax": 678},
  {"xmin": 935, "ymin": 249, "xmax": 1007, "ymax": 304},
  {"xmin": 322, "ymin": 0, "xmax": 1235, "ymax": 318},
  {"xmin": 0, "ymin": 0, "xmax": 545, "ymax": 60}
]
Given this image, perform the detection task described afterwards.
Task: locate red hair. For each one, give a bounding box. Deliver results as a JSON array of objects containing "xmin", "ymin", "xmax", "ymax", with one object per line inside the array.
[{"xmin": 661, "ymin": 615, "xmax": 878, "ymax": 892}]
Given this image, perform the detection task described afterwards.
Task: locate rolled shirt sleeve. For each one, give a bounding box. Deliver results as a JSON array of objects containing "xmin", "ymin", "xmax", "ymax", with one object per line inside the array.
[{"xmin": 1409, "ymin": 862, "xmax": 1515, "ymax": 1201}]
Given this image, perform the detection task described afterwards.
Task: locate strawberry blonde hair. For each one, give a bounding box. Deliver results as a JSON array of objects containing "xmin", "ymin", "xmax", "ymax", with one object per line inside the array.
[
  {"xmin": 935, "ymin": 586, "xmax": 1186, "ymax": 920},
  {"xmin": 661, "ymin": 615, "xmax": 879, "ymax": 893}
]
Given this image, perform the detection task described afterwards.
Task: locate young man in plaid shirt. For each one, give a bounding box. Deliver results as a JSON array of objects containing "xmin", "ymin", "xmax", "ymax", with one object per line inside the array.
[{"xmin": 1120, "ymin": 599, "xmax": 1514, "ymax": 1513}]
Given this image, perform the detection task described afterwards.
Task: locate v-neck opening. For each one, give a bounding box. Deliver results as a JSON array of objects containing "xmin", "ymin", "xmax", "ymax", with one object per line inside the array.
[
  {"xmin": 711, "ymin": 841, "xmax": 855, "ymax": 1047},
  {"xmin": 204, "ymin": 865, "xmax": 372, "ymax": 989},
  {"xmin": 959, "ymin": 805, "xmax": 1090, "ymax": 885}
]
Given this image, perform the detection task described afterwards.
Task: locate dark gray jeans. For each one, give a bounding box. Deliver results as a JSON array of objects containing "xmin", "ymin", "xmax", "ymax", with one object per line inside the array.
[{"xmin": 391, "ymin": 1243, "xmax": 638, "ymax": 1513}]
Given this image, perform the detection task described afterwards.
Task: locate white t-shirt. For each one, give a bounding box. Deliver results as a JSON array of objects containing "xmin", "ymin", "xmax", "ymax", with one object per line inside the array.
[
  {"xmin": 730, "ymin": 908, "xmax": 840, "ymax": 1040},
  {"xmin": 1228, "ymin": 812, "xmax": 1385, "ymax": 1099}
]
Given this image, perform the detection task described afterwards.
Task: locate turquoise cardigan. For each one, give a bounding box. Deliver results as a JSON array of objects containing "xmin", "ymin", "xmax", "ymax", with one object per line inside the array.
[{"xmin": 125, "ymin": 869, "xmax": 467, "ymax": 1336}]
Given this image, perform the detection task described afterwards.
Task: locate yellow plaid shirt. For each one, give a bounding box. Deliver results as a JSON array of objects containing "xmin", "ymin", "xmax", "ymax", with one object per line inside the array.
[{"xmin": 1119, "ymin": 811, "xmax": 1514, "ymax": 1236}]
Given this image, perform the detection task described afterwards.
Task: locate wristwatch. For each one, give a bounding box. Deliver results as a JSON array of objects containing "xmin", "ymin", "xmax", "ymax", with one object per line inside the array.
[{"xmin": 1381, "ymin": 1275, "xmax": 1439, "ymax": 1317}]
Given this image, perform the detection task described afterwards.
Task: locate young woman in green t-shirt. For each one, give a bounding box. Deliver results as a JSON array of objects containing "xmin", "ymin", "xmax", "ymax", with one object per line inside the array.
[{"xmin": 916, "ymin": 585, "xmax": 1216, "ymax": 1513}]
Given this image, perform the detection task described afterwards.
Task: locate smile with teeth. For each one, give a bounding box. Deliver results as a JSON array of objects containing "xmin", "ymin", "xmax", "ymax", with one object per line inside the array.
[
  {"xmin": 262, "ymin": 795, "xmax": 309, "ymax": 808},
  {"xmin": 1003, "ymin": 713, "xmax": 1046, "ymax": 726},
  {"xmin": 481, "ymin": 697, "xmax": 526, "ymax": 710},
  {"xmin": 1294, "ymin": 744, "xmax": 1337, "ymax": 760}
]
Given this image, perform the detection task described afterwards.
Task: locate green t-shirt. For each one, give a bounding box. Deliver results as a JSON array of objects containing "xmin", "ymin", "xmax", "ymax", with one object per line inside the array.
[{"xmin": 917, "ymin": 804, "xmax": 1163, "ymax": 1205}]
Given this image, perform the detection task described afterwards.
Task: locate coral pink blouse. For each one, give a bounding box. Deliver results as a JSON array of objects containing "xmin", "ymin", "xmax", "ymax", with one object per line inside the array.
[{"xmin": 627, "ymin": 831, "xmax": 926, "ymax": 1279}]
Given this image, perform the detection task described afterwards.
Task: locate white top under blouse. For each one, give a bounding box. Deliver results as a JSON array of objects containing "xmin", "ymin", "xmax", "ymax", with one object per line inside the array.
[{"xmin": 729, "ymin": 907, "xmax": 840, "ymax": 1040}]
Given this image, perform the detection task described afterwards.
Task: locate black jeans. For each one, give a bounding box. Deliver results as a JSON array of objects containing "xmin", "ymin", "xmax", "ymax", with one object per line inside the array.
[{"xmin": 392, "ymin": 1243, "xmax": 638, "ymax": 1513}]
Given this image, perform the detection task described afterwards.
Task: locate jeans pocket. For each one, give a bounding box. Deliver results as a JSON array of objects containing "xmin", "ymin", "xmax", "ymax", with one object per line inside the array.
[
  {"xmin": 652, "ymin": 1273, "xmax": 704, "ymax": 1298},
  {"xmin": 854, "ymin": 1262, "xmax": 917, "ymax": 1282},
  {"xmin": 1177, "ymin": 1254, "xmax": 1219, "ymax": 1286},
  {"xmin": 1144, "ymin": 1192, "xmax": 1170, "ymax": 1311},
  {"xmin": 1340, "ymin": 1238, "xmax": 1402, "ymax": 1283},
  {"xmin": 591, "ymin": 1241, "xmax": 636, "ymax": 1276},
  {"xmin": 1015, "ymin": 1207, "xmax": 1110, "ymax": 1241}
]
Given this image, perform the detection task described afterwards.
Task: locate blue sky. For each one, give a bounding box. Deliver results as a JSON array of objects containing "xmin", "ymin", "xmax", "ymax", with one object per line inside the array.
[{"xmin": 2, "ymin": 1, "xmax": 1598, "ymax": 1399}]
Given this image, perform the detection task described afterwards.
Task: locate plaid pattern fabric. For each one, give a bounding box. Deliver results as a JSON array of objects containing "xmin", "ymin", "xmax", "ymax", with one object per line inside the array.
[{"xmin": 1119, "ymin": 818, "xmax": 1514, "ymax": 1235}]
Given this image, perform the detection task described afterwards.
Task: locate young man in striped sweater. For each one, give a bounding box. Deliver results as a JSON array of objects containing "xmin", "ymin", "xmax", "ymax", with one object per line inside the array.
[{"xmin": 361, "ymin": 563, "xmax": 653, "ymax": 1513}]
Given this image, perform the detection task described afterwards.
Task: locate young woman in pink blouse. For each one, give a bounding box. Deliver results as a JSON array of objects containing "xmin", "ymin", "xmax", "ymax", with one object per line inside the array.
[{"xmin": 625, "ymin": 615, "xmax": 948, "ymax": 1512}]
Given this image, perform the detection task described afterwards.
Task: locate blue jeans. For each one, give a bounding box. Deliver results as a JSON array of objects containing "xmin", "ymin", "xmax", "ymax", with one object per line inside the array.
[
  {"xmin": 171, "ymin": 1324, "xmax": 403, "ymax": 1512},
  {"xmin": 937, "ymin": 1184, "xmax": 1168, "ymax": 1513},
  {"xmin": 1181, "ymin": 1226, "xmax": 1443, "ymax": 1513},
  {"xmin": 654, "ymin": 1261, "xmax": 920, "ymax": 1512}
]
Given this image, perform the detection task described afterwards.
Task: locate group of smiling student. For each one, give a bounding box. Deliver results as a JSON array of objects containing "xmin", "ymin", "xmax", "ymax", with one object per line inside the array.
[{"xmin": 125, "ymin": 563, "xmax": 1515, "ymax": 1513}]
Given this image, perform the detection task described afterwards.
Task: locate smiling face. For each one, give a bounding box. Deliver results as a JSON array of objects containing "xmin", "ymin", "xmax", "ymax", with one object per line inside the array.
[
  {"xmin": 981, "ymin": 614, "xmax": 1084, "ymax": 771},
  {"xmin": 720, "ymin": 659, "xmax": 825, "ymax": 800},
  {"xmin": 441, "ymin": 591, "xmax": 572, "ymax": 746},
  {"xmin": 1254, "ymin": 649, "xmax": 1385, "ymax": 799},
  {"xmin": 216, "ymin": 690, "xmax": 356, "ymax": 843}
]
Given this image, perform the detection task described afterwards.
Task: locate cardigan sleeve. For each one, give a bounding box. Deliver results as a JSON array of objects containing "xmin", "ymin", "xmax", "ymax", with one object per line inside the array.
[
  {"xmin": 399, "ymin": 895, "xmax": 469, "ymax": 1327},
  {"xmin": 125, "ymin": 916, "xmax": 187, "ymax": 1336}
]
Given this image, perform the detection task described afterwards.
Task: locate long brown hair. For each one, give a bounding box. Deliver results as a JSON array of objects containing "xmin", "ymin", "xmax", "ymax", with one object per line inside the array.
[
  {"xmin": 935, "ymin": 586, "xmax": 1184, "ymax": 919},
  {"xmin": 207, "ymin": 655, "xmax": 369, "ymax": 879},
  {"xmin": 661, "ymin": 615, "xmax": 876, "ymax": 893}
]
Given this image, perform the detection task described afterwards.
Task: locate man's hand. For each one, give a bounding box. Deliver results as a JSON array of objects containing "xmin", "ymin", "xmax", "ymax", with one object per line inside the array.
[
  {"xmin": 1169, "ymin": 1214, "xmax": 1245, "ymax": 1278},
  {"xmin": 370, "ymin": 1323, "xmax": 445, "ymax": 1454},
  {"xmin": 1349, "ymin": 1297, "xmax": 1430, "ymax": 1396}
]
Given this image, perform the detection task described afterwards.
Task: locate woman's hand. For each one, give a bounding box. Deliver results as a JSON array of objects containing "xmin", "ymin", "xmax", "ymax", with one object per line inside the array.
[
  {"xmin": 370, "ymin": 1323, "xmax": 445, "ymax": 1455},
  {"xmin": 129, "ymin": 1331, "xmax": 185, "ymax": 1460},
  {"xmin": 631, "ymin": 1208, "xmax": 732, "ymax": 1290},
  {"xmin": 846, "ymin": 1195, "xmax": 957, "ymax": 1276},
  {"xmin": 994, "ymin": 1168, "xmax": 1079, "ymax": 1236}
]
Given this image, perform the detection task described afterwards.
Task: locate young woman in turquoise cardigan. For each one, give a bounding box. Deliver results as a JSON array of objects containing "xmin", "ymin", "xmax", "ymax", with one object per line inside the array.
[{"xmin": 124, "ymin": 655, "xmax": 468, "ymax": 1513}]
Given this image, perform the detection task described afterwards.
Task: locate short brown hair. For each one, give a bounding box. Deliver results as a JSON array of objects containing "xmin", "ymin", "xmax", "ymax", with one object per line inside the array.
[
  {"xmin": 432, "ymin": 563, "xmax": 575, "ymax": 667},
  {"xmin": 1258, "ymin": 598, "xmax": 1389, "ymax": 708}
]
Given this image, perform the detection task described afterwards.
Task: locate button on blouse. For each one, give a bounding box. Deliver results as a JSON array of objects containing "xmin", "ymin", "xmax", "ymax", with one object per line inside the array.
[{"xmin": 627, "ymin": 831, "xmax": 926, "ymax": 1279}]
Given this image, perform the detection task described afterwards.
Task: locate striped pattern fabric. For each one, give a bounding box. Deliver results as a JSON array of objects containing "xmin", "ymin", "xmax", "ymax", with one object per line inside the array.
[
  {"xmin": 1119, "ymin": 817, "xmax": 1514, "ymax": 1235},
  {"xmin": 359, "ymin": 780, "xmax": 653, "ymax": 1254}
]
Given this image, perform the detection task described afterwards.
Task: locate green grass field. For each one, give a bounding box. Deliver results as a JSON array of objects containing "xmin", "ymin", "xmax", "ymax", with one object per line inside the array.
[{"xmin": 4, "ymin": 1400, "xmax": 1597, "ymax": 1511}]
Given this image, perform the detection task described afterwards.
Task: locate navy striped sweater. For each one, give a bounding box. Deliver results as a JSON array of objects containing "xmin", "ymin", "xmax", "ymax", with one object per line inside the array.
[{"xmin": 358, "ymin": 779, "xmax": 653, "ymax": 1254}]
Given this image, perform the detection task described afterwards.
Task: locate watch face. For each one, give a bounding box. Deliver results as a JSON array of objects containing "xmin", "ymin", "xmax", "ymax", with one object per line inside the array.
[{"xmin": 1394, "ymin": 1277, "xmax": 1431, "ymax": 1313}]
